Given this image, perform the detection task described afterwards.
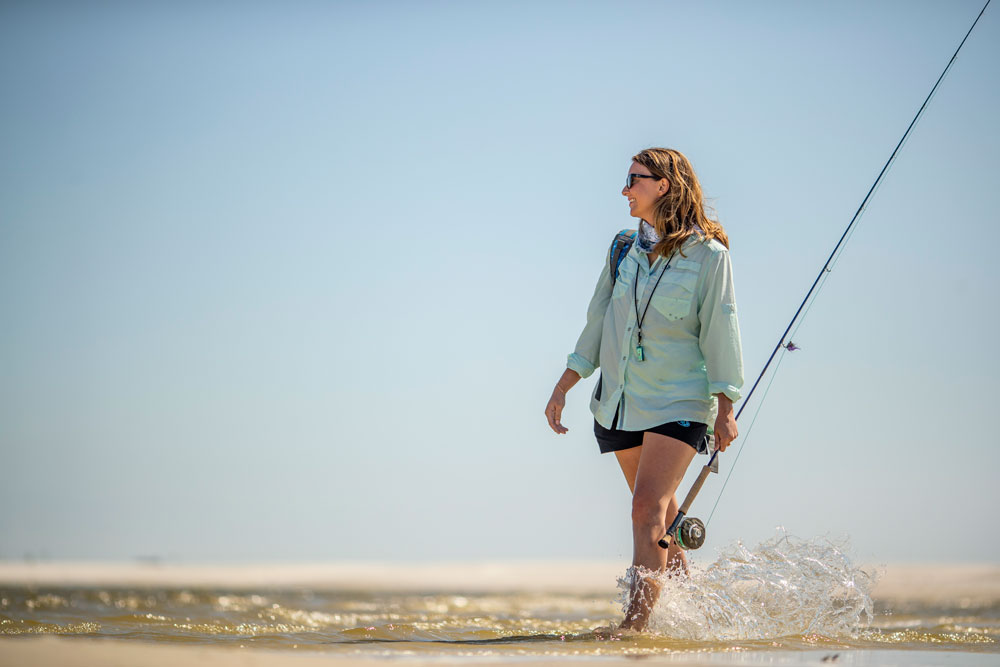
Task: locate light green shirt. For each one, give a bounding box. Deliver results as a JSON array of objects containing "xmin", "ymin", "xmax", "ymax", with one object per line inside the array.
[{"xmin": 567, "ymin": 232, "xmax": 744, "ymax": 432}]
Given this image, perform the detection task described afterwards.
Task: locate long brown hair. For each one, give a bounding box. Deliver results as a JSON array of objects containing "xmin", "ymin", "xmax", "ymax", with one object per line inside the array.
[{"xmin": 632, "ymin": 147, "xmax": 729, "ymax": 258}]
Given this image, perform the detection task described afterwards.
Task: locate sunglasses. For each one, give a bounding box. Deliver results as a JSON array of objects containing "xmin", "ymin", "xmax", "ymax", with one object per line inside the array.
[{"xmin": 625, "ymin": 173, "xmax": 660, "ymax": 189}]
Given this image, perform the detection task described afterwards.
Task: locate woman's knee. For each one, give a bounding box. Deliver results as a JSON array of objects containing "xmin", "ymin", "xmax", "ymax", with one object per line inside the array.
[{"xmin": 631, "ymin": 494, "xmax": 668, "ymax": 534}]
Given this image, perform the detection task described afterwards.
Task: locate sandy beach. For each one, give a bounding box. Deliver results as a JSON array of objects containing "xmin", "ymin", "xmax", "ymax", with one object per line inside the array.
[
  {"xmin": 0, "ymin": 560, "xmax": 625, "ymax": 594},
  {"xmin": 2, "ymin": 560, "xmax": 999, "ymax": 600}
]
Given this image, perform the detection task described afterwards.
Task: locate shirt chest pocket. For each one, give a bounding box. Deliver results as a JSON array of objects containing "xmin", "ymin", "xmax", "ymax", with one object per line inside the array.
[
  {"xmin": 611, "ymin": 261, "xmax": 637, "ymax": 300},
  {"xmin": 650, "ymin": 263, "xmax": 700, "ymax": 321}
]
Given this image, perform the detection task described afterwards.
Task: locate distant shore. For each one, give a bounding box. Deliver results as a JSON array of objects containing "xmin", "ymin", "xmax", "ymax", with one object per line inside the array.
[{"xmin": 1, "ymin": 561, "xmax": 998, "ymax": 603}]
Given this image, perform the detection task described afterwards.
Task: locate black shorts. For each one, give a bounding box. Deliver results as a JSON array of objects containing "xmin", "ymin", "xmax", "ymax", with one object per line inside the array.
[{"xmin": 594, "ymin": 408, "xmax": 709, "ymax": 455}]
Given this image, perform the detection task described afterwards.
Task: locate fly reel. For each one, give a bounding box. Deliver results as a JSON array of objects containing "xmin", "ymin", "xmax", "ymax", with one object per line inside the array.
[{"xmin": 675, "ymin": 517, "xmax": 706, "ymax": 550}]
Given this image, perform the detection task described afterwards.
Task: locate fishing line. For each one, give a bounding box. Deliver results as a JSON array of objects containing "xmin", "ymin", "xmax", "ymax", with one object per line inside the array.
[
  {"xmin": 705, "ymin": 344, "xmax": 789, "ymax": 526},
  {"xmin": 701, "ymin": 0, "xmax": 992, "ymax": 528}
]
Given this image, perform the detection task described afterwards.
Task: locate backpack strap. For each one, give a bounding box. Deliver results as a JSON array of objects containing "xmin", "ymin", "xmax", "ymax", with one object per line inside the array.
[{"xmin": 608, "ymin": 229, "xmax": 637, "ymax": 286}]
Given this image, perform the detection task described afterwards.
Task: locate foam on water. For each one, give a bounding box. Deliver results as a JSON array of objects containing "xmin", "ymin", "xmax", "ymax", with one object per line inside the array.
[{"xmin": 619, "ymin": 531, "xmax": 877, "ymax": 641}]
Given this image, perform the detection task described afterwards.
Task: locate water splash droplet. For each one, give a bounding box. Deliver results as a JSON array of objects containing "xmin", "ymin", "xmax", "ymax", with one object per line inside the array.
[{"xmin": 617, "ymin": 531, "xmax": 877, "ymax": 640}]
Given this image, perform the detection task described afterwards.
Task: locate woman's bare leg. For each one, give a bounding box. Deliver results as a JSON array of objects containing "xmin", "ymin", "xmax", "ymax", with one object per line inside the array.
[
  {"xmin": 617, "ymin": 433, "xmax": 696, "ymax": 632},
  {"xmin": 614, "ymin": 446, "xmax": 689, "ymax": 569}
]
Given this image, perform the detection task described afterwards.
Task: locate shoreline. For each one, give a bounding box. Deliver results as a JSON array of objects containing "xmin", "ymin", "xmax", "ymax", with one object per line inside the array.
[{"xmin": 0, "ymin": 561, "xmax": 998, "ymax": 602}]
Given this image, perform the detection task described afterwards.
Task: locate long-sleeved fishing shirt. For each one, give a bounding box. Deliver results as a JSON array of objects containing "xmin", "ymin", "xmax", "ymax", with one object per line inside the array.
[{"xmin": 567, "ymin": 232, "xmax": 744, "ymax": 433}]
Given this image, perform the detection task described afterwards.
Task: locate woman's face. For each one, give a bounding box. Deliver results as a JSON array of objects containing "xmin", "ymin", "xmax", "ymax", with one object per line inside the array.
[{"xmin": 622, "ymin": 162, "xmax": 668, "ymax": 222}]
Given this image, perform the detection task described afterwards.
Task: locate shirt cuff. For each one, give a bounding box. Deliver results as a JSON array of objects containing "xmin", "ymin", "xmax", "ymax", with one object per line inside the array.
[
  {"xmin": 567, "ymin": 353, "xmax": 596, "ymax": 379},
  {"xmin": 710, "ymin": 382, "xmax": 741, "ymax": 403}
]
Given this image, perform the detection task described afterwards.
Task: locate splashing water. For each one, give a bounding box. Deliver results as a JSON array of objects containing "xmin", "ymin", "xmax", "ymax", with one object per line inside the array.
[{"xmin": 618, "ymin": 531, "xmax": 877, "ymax": 641}]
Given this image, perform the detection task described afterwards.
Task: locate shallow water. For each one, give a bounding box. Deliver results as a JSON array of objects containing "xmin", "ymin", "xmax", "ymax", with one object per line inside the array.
[{"xmin": 1, "ymin": 536, "xmax": 996, "ymax": 660}]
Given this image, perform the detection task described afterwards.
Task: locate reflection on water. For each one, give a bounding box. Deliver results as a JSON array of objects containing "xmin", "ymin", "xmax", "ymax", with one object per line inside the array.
[{"xmin": 1, "ymin": 535, "xmax": 997, "ymax": 658}]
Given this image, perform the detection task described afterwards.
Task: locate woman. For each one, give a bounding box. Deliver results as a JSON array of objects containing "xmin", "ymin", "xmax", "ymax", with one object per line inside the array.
[{"xmin": 544, "ymin": 148, "xmax": 743, "ymax": 633}]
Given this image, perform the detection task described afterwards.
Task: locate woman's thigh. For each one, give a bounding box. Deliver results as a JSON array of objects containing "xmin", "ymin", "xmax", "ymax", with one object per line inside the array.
[
  {"xmin": 614, "ymin": 446, "xmax": 643, "ymax": 493},
  {"xmin": 632, "ymin": 432, "xmax": 697, "ymax": 509}
]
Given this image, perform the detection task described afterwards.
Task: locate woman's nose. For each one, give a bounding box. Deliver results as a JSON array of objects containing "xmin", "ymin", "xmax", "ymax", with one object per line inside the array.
[{"xmin": 621, "ymin": 185, "xmax": 630, "ymax": 196}]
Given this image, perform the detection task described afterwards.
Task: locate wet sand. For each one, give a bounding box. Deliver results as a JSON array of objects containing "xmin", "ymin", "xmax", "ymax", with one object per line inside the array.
[{"xmin": 3, "ymin": 636, "xmax": 999, "ymax": 667}]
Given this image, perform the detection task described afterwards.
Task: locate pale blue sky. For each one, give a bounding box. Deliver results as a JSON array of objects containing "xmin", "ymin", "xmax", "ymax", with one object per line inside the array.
[{"xmin": 2, "ymin": 1, "xmax": 998, "ymax": 565}]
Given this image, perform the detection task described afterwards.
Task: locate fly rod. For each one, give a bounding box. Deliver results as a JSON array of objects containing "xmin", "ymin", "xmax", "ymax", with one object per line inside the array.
[{"xmin": 658, "ymin": 0, "xmax": 992, "ymax": 552}]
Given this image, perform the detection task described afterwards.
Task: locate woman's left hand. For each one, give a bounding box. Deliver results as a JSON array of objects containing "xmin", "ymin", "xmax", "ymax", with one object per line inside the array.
[{"xmin": 713, "ymin": 394, "xmax": 738, "ymax": 452}]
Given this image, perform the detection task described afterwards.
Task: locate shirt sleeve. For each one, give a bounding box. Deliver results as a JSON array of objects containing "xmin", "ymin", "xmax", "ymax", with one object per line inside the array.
[
  {"xmin": 567, "ymin": 259, "xmax": 613, "ymax": 379},
  {"xmin": 697, "ymin": 247, "xmax": 744, "ymax": 402}
]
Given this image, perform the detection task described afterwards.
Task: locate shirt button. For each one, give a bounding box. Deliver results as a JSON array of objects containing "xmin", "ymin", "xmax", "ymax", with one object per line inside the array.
[{"xmin": 622, "ymin": 356, "xmax": 627, "ymax": 361}]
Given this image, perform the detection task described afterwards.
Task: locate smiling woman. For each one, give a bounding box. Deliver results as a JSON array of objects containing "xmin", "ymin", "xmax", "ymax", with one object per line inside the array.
[{"xmin": 544, "ymin": 148, "xmax": 744, "ymax": 634}]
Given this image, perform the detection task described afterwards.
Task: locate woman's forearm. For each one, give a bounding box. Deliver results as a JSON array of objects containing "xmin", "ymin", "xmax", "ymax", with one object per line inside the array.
[
  {"xmin": 554, "ymin": 368, "xmax": 582, "ymax": 394},
  {"xmin": 714, "ymin": 393, "xmax": 733, "ymax": 413}
]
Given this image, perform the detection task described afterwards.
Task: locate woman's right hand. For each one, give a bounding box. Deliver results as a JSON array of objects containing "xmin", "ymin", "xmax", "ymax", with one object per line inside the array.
[
  {"xmin": 545, "ymin": 387, "xmax": 568, "ymax": 434},
  {"xmin": 545, "ymin": 369, "xmax": 581, "ymax": 434}
]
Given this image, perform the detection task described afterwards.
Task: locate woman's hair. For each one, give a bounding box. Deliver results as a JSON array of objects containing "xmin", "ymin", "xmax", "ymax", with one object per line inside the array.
[{"xmin": 632, "ymin": 147, "xmax": 729, "ymax": 257}]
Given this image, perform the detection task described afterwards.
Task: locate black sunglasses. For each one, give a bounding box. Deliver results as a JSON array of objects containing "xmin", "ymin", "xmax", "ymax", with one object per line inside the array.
[{"xmin": 625, "ymin": 173, "xmax": 660, "ymax": 189}]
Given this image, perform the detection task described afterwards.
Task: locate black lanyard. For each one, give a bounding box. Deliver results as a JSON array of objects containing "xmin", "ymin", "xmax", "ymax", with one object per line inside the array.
[{"xmin": 633, "ymin": 257, "xmax": 671, "ymax": 362}]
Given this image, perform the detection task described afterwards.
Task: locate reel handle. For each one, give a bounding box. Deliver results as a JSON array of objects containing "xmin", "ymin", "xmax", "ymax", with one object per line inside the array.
[{"xmin": 659, "ymin": 513, "xmax": 686, "ymax": 549}]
